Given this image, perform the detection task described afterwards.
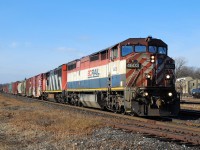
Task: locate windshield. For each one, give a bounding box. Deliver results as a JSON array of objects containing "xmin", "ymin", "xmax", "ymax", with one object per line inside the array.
[
  {"xmin": 121, "ymin": 46, "xmax": 133, "ymax": 56},
  {"xmin": 121, "ymin": 45, "xmax": 166, "ymax": 56},
  {"xmin": 135, "ymin": 45, "xmax": 146, "ymax": 53},
  {"xmin": 158, "ymin": 47, "xmax": 167, "ymax": 55},
  {"xmin": 149, "ymin": 46, "xmax": 157, "ymax": 53},
  {"xmin": 149, "ymin": 46, "xmax": 167, "ymax": 55}
]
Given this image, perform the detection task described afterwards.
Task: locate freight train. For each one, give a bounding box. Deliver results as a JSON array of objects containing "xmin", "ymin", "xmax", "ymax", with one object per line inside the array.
[{"xmin": 1, "ymin": 36, "xmax": 180, "ymax": 116}]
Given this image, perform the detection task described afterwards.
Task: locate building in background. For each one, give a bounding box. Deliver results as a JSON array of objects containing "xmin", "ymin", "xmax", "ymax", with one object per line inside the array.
[{"xmin": 176, "ymin": 77, "xmax": 200, "ymax": 96}]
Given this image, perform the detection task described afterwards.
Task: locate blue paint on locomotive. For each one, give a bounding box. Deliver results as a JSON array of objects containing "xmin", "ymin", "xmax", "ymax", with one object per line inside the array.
[{"xmin": 67, "ymin": 74, "xmax": 126, "ymax": 89}]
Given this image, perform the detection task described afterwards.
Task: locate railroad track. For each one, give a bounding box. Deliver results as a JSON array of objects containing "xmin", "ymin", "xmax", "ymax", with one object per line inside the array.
[
  {"xmin": 180, "ymin": 109, "xmax": 200, "ymax": 117},
  {"xmin": 111, "ymin": 122, "xmax": 200, "ymax": 146},
  {"xmin": 1, "ymin": 93, "xmax": 200, "ymax": 146},
  {"xmin": 181, "ymin": 101, "xmax": 200, "ymax": 105},
  {"xmin": 180, "ymin": 103, "xmax": 200, "ymax": 113}
]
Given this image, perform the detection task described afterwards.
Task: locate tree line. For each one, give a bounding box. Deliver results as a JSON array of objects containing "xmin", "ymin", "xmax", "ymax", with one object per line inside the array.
[{"xmin": 175, "ymin": 57, "xmax": 200, "ymax": 79}]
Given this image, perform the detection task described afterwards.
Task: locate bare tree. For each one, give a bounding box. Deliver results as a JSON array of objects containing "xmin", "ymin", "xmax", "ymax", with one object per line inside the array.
[
  {"xmin": 175, "ymin": 79, "xmax": 186, "ymax": 99},
  {"xmin": 174, "ymin": 57, "xmax": 187, "ymax": 78},
  {"xmin": 181, "ymin": 66, "xmax": 196, "ymax": 78},
  {"xmin": 193, "ymin": 68, "xmax": 200, "ymax": 79}
]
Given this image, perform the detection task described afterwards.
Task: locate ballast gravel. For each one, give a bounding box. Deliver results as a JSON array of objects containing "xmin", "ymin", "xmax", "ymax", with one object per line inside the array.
[
  {"xmin": 1, "ymin": 94, "xmax": 200, "ymax": 150},
  {"xmin": 64, "ymin": 127, "xmax": 199, "ymax": 150}
]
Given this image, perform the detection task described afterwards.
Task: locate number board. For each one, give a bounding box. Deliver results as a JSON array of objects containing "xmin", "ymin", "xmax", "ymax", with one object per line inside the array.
[
  {"xmin": 165, "ymin": 64, "xmax": 175, "ymax": 69},
  {"xmin": 126, "ymin": 62, "xmax": 141, "ymax": 69}
]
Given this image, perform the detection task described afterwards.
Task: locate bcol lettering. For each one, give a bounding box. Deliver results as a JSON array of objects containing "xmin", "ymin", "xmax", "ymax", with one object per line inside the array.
[{"xmin": 88, "ymin": 69, "xmax": 100, "ymax": 78}]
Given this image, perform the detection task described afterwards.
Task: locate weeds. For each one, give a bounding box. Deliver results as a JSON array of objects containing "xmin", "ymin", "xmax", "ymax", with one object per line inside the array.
[{"xmin": 0, "ymin": 94, "xmax": 103, "ymax": 149}]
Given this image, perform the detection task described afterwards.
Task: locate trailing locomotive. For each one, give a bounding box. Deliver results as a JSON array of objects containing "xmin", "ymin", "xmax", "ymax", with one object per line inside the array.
[{"xmin": 1, "ymin": 36, "xmax": 180, "ymax": 116}]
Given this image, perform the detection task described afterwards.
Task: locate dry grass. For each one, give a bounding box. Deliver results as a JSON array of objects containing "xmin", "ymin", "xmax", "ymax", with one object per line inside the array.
[
  {"xmin": 181, "ymin": 104, "xmax": 200, "ymax": 110},
  {"xmin": 0, "ymin": 95, "xmax": 103, "ymax": 149}
]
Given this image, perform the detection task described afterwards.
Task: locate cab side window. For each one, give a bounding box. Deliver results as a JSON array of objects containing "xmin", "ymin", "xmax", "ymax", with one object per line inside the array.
[
  {"xmin": 111, "ymin": 48, "xmax": 118, "ymax": 59},
  {"xmin": 121, "ymin": 46, "xmax": 133, "ymax": 56}
]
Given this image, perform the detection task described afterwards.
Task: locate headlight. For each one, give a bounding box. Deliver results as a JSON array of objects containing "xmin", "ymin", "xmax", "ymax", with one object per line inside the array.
[
  {"xmin": 168, "ymin": 92, "xmax": 173, "ymax": 97},
  {"xmin": 150, "ymin": 59, "xmax": 155, "ymax": 63},
  {"xmin": 146, "ymin": 74, "xmax": 151, "ymax": 79},
  {"xmin": 143, "ymin": 92, "xmax": 148, "ymax": 97},
  {"xmin": 166, "ymin": 74, "xmax": 170, "ymax": 79},
  {"xmin": 150, "ymin": 55, "xmax": 155, "ymax": 63}
]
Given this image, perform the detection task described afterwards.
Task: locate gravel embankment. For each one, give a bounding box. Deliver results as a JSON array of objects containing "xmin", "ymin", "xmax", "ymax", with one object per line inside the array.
[
  {"xmin": 64, "ymin": 127, "xmax": 200, "ymax": 150},
  {"xmin": 0, "ymin": 94, "xmax": 199, "ymax": 150}
]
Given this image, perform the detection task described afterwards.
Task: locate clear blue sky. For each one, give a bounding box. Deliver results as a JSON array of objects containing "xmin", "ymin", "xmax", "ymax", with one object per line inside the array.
[{"xmin": 0, "ymin": 0, "xmax": 200, "ymax": 83}]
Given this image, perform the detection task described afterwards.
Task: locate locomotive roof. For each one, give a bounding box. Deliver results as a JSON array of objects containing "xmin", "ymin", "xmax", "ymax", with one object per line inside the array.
[
  {"xmin": 89, "ymin": 37, "xmax": 167, "ymax": 56},
  {"xmin": 66, "ymin": 37, "xmax": 167, "ymax": 65}
]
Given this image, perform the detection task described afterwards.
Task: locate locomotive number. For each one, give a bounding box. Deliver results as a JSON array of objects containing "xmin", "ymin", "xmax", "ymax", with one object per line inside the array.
[
  {"xmin": 126, "ymin": 63, "xmax": 140, "ymax": 69},
  {"xmin": 165, "ymin": 64, "xmax": 175, "ymax": 69}
]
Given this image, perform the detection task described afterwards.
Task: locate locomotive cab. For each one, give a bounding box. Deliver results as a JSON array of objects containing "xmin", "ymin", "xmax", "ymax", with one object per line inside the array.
[{"xmin": 122, "ymin": 37, "xmax": 180, "ymax": 116}]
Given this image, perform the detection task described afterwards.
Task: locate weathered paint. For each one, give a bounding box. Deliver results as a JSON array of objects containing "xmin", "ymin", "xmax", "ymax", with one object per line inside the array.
[{"xmin": 44, "ymin": 64, "xmax": 67, "ymax": 93}]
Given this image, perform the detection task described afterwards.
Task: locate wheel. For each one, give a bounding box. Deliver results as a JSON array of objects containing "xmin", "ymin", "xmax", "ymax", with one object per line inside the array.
[{"xmin": 120, "ymin": 106, "xmax": 126, "ymax": 115}]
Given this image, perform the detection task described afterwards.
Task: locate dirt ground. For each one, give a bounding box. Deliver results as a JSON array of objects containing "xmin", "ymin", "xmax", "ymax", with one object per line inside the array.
[
  {"xmin": 0, "ymin": 94, "xmax": 199, "ymax": 150},
  {"xmin": 181, "ymin": 97, "xmax": 200, "ymax": 110},
  {"xmin": 0, "ymin": 94, "xmax": 103, "ymax": 149}
]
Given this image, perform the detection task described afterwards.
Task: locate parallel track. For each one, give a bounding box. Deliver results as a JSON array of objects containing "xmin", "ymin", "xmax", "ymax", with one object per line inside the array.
[{"xmin": 180, "ymin": 109, "xmax": 200, "ymax": 117}]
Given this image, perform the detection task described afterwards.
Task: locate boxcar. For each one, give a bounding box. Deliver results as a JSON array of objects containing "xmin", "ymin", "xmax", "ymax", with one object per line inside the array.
[{"xmin": 26, "ymin": 78, "xmax": 33, "ymax": 97}]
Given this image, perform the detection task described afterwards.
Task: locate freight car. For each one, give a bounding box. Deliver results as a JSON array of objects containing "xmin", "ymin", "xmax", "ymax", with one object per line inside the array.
[
  {"xmin": 0, "ymin": 84, "xmax": 3, "ymax": 92},
  {"xmin": 1, "ymin": 36, "xmax": 180, "ymax": 116}
]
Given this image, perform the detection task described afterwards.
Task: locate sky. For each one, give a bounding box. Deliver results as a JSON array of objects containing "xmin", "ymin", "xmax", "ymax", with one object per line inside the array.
[{"xmin": 0, "ymin": 0, "xmax": 200, "ymax": 83}]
